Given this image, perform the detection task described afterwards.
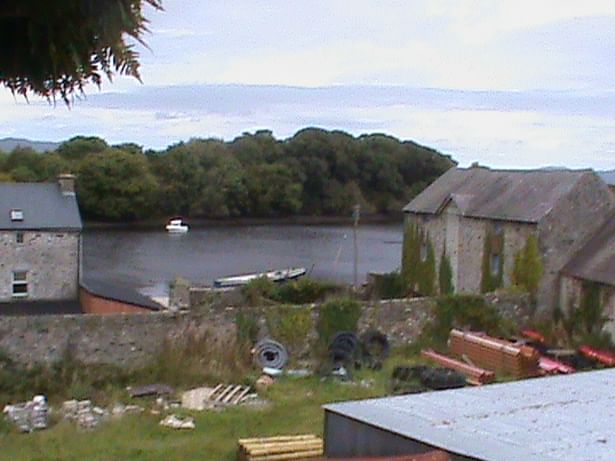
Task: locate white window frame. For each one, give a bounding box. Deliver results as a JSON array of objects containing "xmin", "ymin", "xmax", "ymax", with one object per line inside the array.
[
  {"xmin": 10, "ymin": 209, "xmax": 23, "ymax": 221},
  {"xmin": 12, "ymin": 271, "xmax": 28, "ymax": 298}
]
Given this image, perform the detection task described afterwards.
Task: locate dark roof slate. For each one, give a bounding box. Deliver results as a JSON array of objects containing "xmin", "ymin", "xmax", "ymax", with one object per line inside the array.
[
  {"xmin": 81, "ymin": 278, "xmax": 163, "ymax": 311},
  {"xmin": 0, "ymin": 182, "xmax": 82, "ymax": 230},
  {"xmin": 562, "ymin": 211, "xmax": 615, "ymax": 286},
  {"xmin": 403, "ymin": 167, "xmax": 591, "ymax": 223}
]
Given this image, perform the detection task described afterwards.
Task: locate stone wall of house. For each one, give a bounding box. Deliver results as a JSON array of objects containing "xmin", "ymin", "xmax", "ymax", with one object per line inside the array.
[
  {"xmin": 0, "ymin": 293, "xmax": 530, "ymax": 369},
  {"xmin": 560, "ymin": 275, "xmax": 615, "ymax": 340},
  {"xmin": 0, "ymin": 231, "xmax": 80, "ymax": 302},
  {"xmin": 538, "ymin": 173, "xmax": 615, "ymax": 310},
  {"xmin": 404, "ymin": 212, "xmax": 535, "ymax": 296}
]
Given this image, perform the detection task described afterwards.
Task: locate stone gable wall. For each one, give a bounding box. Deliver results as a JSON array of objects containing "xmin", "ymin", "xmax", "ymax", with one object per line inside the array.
[{"xmin": 0, "ymin": 231, "xmax": 80, "ymax": 302}]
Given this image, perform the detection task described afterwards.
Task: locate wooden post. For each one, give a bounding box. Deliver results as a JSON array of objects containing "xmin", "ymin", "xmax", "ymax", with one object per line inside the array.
[{"xmin": 352, "ymin": 204, "xmax": 360, "ymax": 290}]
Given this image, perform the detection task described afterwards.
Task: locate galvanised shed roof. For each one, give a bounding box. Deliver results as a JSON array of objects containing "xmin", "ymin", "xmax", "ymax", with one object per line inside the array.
[
  {"xmin": 324, "ymin": 369, "xmax": 615, "ymax": 461},
  {"xmin": 403, "ymin": 167, "xmax": 593, "ymax": 223},
  {"xmin": 562, "ymin": 211, "xmax": 615, "ymax": 286},
  {"xmin": 0, "ymin": 182, "xmax": 82, "ymax": 231}
]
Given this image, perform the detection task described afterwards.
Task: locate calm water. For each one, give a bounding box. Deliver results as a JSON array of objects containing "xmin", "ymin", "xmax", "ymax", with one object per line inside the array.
[{"xmin": 82, "ymin": 223, "xmax": 403, "ymax": 296}]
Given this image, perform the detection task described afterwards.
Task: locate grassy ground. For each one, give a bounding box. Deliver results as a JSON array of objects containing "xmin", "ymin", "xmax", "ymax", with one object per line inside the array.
[{"xmin": 0, "ymin": 355, "xmax": 417, "ymax": 461}]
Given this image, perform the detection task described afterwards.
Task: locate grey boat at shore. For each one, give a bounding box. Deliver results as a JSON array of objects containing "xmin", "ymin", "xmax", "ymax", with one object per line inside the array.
[{"xmin": 213, "ymin": 267, "xmax": 307, "ymax": 288}]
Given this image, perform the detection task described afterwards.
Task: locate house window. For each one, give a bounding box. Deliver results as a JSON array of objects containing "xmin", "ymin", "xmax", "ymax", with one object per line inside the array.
[
  {"xmin": 493, "ymin": 222, "xmax": 504, "ymax": 235},
  {"xmin": 12, "ymin": 271, "xmax": 28, "ymax": 297},
  {"xmin": 16, "ymin": 232, "xmax": 24, "ymax": 244},
  {"xmin": 490, "ymin": 254, "xmax": 501, "ymax": 276},
  {"xmin": 10, "ymin": 209, "xmax": 23, "ymax": 221}
]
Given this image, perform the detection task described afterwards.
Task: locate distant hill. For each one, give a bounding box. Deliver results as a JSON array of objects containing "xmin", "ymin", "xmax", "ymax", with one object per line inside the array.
[
  {"xmin": 0, "ymin": 137, "xmax": 60, "ymax": 153},
  {"xmin": 599, "ymin": 170, "xmax": 615, "ymax": 186}
]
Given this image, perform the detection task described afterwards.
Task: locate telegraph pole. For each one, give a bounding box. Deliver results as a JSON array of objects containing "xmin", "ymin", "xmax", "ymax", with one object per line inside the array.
[{"xmin": 352, "ymin": 204, "xmax": 360, "ymax": 290}]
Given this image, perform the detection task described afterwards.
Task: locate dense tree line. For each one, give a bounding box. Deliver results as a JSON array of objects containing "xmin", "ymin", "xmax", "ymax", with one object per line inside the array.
[{"xmin": 0, "ymin": 129, "xmax": 455, "ymax": 221}]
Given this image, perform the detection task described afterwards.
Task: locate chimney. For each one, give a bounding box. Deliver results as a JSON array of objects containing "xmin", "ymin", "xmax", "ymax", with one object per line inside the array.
[{"xmin": 57, "ymin": 173, "xmax": 76, "ymax": 196}]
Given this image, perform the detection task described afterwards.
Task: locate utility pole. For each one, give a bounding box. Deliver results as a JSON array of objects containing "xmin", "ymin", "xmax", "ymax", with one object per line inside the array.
[{"xmin": 352, "ymin": 204, "xmax": 360, "ymax": 290}]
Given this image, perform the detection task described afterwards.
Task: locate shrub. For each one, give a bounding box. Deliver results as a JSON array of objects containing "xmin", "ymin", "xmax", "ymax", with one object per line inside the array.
[
  {"xmin": 423, "ymin": 294, "xmax": 515, "ymax": 347},
  {"xmin": 273, "ymin": 278, "xmax": 337, "ymax": 304},
  {"xmin": 316, "ymin": 298, "xmax": 362, "ymax": 345},
  {"xmin": 369, "ymin": 271, "xmax": 408, "ymax": 299},
  {"xmin": 240, "ymin": 277, "xmax": 277, "ymax": 305},
  {"xmin": 265, "ymin": 305, "xmax": 313, "ymax": 355}
]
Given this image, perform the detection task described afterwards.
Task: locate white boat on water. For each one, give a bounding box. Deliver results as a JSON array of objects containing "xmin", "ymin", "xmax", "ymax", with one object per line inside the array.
[
  {"xmin": 213, "ymin": 267, "xmax": 307, "ymax": 288},
  {"xmin": 165, "ymin": 218, "xmax": 189, "ymax": 233}
]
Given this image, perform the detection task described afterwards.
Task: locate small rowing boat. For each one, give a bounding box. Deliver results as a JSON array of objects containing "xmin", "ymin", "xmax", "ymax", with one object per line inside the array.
[{"xmin": 213, "ymin": 267, "xmax": 307, "ymax": 288}]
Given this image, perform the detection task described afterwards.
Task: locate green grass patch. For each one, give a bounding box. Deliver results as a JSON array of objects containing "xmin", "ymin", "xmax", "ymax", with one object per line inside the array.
[{"xmin": 0, "ymin": 349, "xmax": 423, "ymax": 461}]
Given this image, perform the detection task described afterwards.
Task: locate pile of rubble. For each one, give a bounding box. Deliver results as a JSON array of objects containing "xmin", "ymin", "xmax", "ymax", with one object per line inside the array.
[{"xmin": 3, "ymin": 395, "xmax": 48, "ymax": 433}]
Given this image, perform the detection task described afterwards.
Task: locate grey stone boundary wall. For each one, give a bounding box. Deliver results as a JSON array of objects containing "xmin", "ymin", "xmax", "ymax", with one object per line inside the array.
[{"xmin": 0, "ymin": 293, "xmax": 529, "ymax": 368}]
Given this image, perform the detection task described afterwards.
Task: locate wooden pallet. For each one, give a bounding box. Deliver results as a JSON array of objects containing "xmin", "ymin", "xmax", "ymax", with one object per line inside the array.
[
  {"xmin": 238, "ymin": 434, "xmax": 324, "ymax": 461},
  {"xmin": 209, "ymin": 384, "xmax": 252, "ymax": 405}
]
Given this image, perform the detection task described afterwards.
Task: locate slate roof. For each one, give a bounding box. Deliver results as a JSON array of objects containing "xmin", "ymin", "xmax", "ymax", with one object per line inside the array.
[
  {"xmin": 80, "ymin": 278, "xmax": 164, "ymax": 311},
  {"xmin": 0, "ymin": 182, "xmax": 82, "ymax": 230},
  {"xmin": 324, "ymin": 369, "xmax": 615, "ymax": 461},
  {"xmin": 562, "ymin": 211, "xmax": 615, "ymax": 286},
  {"xmin": 403, "ymin": 167, "xmax": 592, "ymax": 223}
]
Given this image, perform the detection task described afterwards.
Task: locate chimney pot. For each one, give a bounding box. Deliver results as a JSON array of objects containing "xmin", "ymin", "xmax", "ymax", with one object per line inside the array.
[{"xmin": 57, "ymin": 173, "xmax": 76, "ymax": 196}]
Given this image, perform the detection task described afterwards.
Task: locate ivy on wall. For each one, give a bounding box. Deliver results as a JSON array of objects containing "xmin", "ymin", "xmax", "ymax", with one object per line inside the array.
[
  {"xmin": 401, "ymin": 220, "xmax": 436, "ymax": 296},
  {"xmin": 480, "ymin": 227, "xmax": 505, "ymax": 293},
  {"xmin": 438, "ymin": 248, "xmax": 454, "ymax": 295},
  {"xmin": 512, "ymin": 234, "xmax": 543, "ymax": 301}
]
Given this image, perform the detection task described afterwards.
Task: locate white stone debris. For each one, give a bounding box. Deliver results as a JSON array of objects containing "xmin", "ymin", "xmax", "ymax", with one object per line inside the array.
[
  {"xmin": 159, "ymin": 414, "xmax": 195, "ymax": 430},
  {"xmin": 2, "ymin": 395, "xmax": 48, "ymax": 433},
  {"xmin": 111, "ymin": 403, "xmax": 144, "ymax": 418},
  {"xmin": 181, "ymin": 387, "xmax": 216, "ymax": 411},
  {"xmin": 62, "ymin": 399, "xmax": 109, "ymax": 429}
]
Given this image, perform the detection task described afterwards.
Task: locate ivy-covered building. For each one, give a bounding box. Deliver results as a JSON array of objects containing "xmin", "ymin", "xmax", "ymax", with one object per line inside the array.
[
  {"xmin": 402, "ymin": 165, "xmax": 614, "ymax": 311},
  {"xmin": 561, "ymin": 211, "xmax": 615, "ymax": 337}
]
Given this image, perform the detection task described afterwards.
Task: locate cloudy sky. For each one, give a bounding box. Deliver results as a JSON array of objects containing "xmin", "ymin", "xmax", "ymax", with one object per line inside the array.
[{"xmin": 2, "ymin": 0, "xmax": 615, "ymax": 169}]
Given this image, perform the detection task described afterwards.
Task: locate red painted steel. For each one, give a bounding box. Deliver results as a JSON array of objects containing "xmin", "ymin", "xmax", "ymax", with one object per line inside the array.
[
  {"xmin": 539, "ymin": 356, "xmax": 575, "ymax": 374},
  {"xmin": 421, "ymin": 349, "xmax": 495, "ymax": 384},
  {"xmin": 578, "ymin": 346, "xmax": 615, "ymax": 367},
  {"xmin": 521, "ymin": 329, "xmax": 546, "ymax": 343}
]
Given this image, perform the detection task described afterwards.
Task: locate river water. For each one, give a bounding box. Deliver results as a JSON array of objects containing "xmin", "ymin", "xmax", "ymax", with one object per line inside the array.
[{"xmin": 82, "ymin": 223, "xmax": 403, "ymax": 297}]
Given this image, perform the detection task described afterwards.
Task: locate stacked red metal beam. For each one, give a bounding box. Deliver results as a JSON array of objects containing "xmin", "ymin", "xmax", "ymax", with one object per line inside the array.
[
  {"xmin": 579, "ymin": 346, "xmax": 615, "ymax": 367},
  {"xmin": 421, "ymin": 349, "xmax": 495, "ymax": 385}
]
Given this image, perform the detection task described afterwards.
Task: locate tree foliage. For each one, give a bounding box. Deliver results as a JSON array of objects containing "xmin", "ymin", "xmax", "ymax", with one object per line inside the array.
[
  {"xmin": 0, "ymin": 129, "xmax": 455, "ymax": 221},
  {"xmin": 0, "ymin": 0, "xmax": 162, "ymax": 103}
]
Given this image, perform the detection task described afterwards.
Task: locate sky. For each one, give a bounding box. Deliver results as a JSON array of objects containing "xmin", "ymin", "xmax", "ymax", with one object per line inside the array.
[{"xmin": 2, "ymin": 0, "xmax": 615, "ymax": 169}]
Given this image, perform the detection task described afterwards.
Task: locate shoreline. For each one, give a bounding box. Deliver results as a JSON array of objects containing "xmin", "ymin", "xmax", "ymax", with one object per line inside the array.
[{"xmin": 83, "ymin": 214, "xmax": 403, "ymax": 230}]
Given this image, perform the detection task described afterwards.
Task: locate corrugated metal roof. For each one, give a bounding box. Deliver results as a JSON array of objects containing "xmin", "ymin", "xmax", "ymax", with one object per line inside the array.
[
  {"xmin": 562, "ymin": 211, "xmax": 615, "ymax": 286},
  {"xmin": 81, "ymin": 278, "xmax": 163, "ymax": 311},
  {"xmin": 403, "ymin": 167, "xmax": 591, "ymax": 223},
  {"xmin": 324, "ymin": 369, "xmax": 615, "ymax": 461},
  {"xmin": 0, "ymin": 182, "xmax": 82, "ymax": 230}
]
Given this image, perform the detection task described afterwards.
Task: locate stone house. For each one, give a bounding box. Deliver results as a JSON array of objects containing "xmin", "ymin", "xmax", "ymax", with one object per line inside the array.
[
  {"xmin": 0, "ymin": 174, "xmax": 82, "ymax": 303},
  {"xmin": 0, "ymin": 175, "xmax": 162, "ymax": 315},
  {"xmin": 402, "ymin": 165, "xmax": 615, "ymax": 311},
  {"xmin": 560, "ymin": 211, "xmax": 615, "ymax": 337}
]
